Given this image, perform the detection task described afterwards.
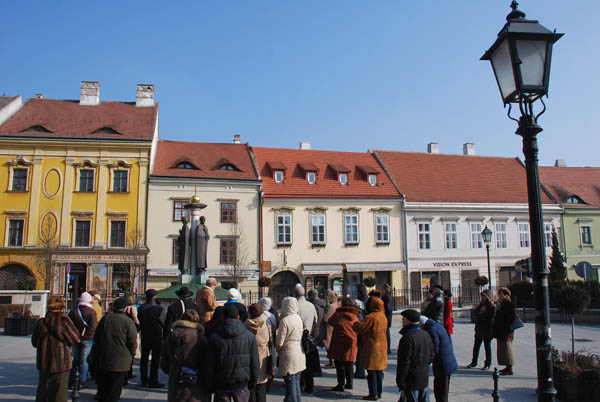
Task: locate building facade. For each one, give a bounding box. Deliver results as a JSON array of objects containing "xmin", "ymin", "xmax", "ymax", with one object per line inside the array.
[
  {"xmin": 0, "ymin": 82, "xmax": 157, "ymax": 309},
  {"xmin": 146, "ymin": 139, "xmax": 262, "ymax": 292}
]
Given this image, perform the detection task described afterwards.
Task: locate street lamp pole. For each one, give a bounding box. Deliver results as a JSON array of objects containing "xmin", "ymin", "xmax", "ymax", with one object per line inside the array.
[
  {"xmin": 482, "ymin": 226, "xmax": 493, "ymax": 289},
  {"xmin": 481, "ymin": 2, "xmax": 563, "ymax": 401}
]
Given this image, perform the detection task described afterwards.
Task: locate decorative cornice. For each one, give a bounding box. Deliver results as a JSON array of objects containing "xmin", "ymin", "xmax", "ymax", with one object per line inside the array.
[
  {"xmin": 306, "ymin": 207, "xmax": 328, "ymax": 213},
  {"xmin": 106, "ymin": 211, "xmax": 128, "ymax": 217},
  {"xmin": 71, "ymin": 210, "xmax": 94, "ymax": 217},
  {"xmin": 370, "ymin": 207, "xmax": 391, "ymax": 213},
  {"xmin": 271, "ymin": 207, "xmax": 295, "ymax": 213},
  {"xmin": 72, "ymin": 159, "xmax": 99, "ymax": 168},
  {"xmin": 5, "ymin": 156, "xmax": 33, "ymax": 166},
  {"xmin": 339, "ymin": 207, "xmax": 361, "ymax": 213},
  {"xmin": 107, "ymin": 159, "xmax": 133, "ymax": 168},
  {"xmin": 4, "ymin": 210, "xmax": 27, "ymax": 217}
]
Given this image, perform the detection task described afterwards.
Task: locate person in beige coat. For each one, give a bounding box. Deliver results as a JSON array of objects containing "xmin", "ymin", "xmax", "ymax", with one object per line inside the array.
[
  {"xmin": 196, "ymin": 278, "xmax": 217, "ymax": 324},
  {"xmin": 246, "ymin": 304, "xmax": 271, "ymax": 402},
  {"xmin": 276, "ymin": 297, "xmax": 305, "ymax": 402},
  {"xmin": 323, "ymin": 290, "xmax": 338, "ymax": 368}
]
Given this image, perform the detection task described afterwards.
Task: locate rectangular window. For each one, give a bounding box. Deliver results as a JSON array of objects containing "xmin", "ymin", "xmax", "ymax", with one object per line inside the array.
[
  {"xmin": 339, "ymin": 173, "xmax": 348, "ymax": 185},
  {"xmin": 172, "ymin": 238, "xmax": 179, "ymax": 264},
  {"xmin": 495, "ymin": 223, "xmax": 507, "ymax": 248},
  {"xmin": 74, "ymin": 220, "xmax": 91, "ymax": 247},
  {"xmin": 307, "ymin": 172, "xmax": 316, "ymax": 184},
  {"xmin": 220, "ymin": 238, "xmax": 237, "ymax": 264},
  {"xmin": 582, "ymin": 226, "xmax": 592, "ymax": 245},
  {"xmin": 173, "ymin": 201, "xmax": 189, "ymax": 221},
  {"xmin": 544, "ymin": 223, "xmax": 553, "ymax": 247},
  {"xmin": 110, "ymin": 221, "xmax": 126, "ymax": 247},
  {"xmin": 310, "ymin": 215, "xmax": 326, "ymax": 244},
  {"xmin": 8, "ymin": 219, "xmax": 24, "ymax": 246},
  {"xmin": 418, "ymin": 223, "xmax": 431, "ymax": 249},
  {"xmin": 221, "ymin": 202, "xmax": 237, "ymax": 223},
  {"xmin": 12, "ymin": 168, "xmax": 28, "ymax": 191},
  {"xmin": 274, "ymin": 171, "xmax": 284, "ymax": 183},
  {"xmin": 519, "ymin": 223, "xmax": 530, "ymax": 248},
  {"xmin": 276, "ymin": 214, "xmax": 292, "ymax": 244},
  {"xmin": 344, "ymin": 214, "xmax": 359, "ymax": 243},
  {"xmin": 445, "ymin": 223, "xmax": 457, "ymax": 249},
  {"xmin": 79, "ymin": 169, "xmax": 94, "ymax": 192},
  {"xmin": 376, "ymin": 215, "xmax": 389, "ymax": 243},
  {"xmin": 113, "ymin": 170, "xmax": 128, "ymax": 192},
  {"xmin": 470, "ymin": 223, "xmax": 483, "ymax": 248}
]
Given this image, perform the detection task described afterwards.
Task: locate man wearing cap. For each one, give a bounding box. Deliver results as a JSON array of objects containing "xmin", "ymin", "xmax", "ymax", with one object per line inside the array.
[
  {"xmin": 164, "ymin": 286, "xmax": 201, "ymax": 335},
  {"xmin": 137, "ymin": 289, "xmax": 167, "ymax": 388},
  {"xmin": 419, "ymin": 315, "xmax": 457, "ymax": 402},
  {"xmin": 93, "ymin": 296, "xmax": 138, "ymax": 401},
  {"xmin": 225, "ymin": 288, "xmax": 249, "ymax": 323},
  {"xmin": 206, "ymin": 303, "xmax": 259, "ymax": 402},
  {"xmin": 68, "ymin": 291, "xmax": 98, "ymax": 388},
  {"xmin": 396, "ymin": 309, "xmax": 434, "ymax": 402}
]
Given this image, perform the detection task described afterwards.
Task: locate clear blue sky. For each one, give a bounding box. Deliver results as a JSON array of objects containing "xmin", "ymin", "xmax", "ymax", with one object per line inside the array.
[{"xmin": 2, "ymin": 1, "xmax": 598, "ymax": 167}]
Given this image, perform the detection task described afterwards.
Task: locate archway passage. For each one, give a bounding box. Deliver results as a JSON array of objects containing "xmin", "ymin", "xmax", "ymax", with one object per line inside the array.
[
  {"xmin": 0, "ymin": 264, "xmax": 36, "ymax": 290},
  {"xmin": 269, "ymin": 270, "xmax": 300, "ymax": 309}
]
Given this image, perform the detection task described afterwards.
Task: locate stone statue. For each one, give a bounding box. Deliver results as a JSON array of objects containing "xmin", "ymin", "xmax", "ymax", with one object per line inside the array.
[
  {"xmin": 177, "ymin": 215, "xmax": 190, "ymax": 274},
  {"xmin": 195, "ymin": 216, "xmax": 209, "ymax": 271}
]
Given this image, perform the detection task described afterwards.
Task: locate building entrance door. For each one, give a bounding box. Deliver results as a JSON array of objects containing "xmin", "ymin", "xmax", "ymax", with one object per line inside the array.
[{"xmin": 68, "ymin": 263, "xmax": 87, "ymax": 311}]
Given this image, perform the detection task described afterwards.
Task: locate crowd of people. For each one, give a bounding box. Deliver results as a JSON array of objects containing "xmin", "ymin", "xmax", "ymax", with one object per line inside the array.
[{"xmin": 30, "ymin": 279, "xmax": 518, "ymax": 402}]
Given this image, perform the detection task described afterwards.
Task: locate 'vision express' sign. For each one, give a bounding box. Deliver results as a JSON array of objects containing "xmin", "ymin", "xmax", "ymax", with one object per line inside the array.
[{"xmin": 433, "ymin": 261, "xmax": 473, "ymax": 268}]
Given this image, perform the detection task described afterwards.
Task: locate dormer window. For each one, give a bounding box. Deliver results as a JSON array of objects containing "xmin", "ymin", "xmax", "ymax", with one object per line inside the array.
[
  {"xmin": 92, "ymin": 126, "xmax": 121, "ymax": 135},
  {"xmin": 339, "ymin": 173, "xmax": 348, "ymax": 185},
  {"xmin": 220, "ymin": 164, "xmax": 236, "ymax": 171},
  {"xmin": 20, "ymin": 125, "xmax": 52, "ymax": 133},
  {"xmin": 368, "ymin": 174, "xmax": 377, "ymax": 186},
  {"xmin": 357, "ymin": 165, "xmax": 380, "ymax": 186},
  {"xmin": 176, "ymin": 161, "xmax": 197, "ymax": 169},
  {"xmin": 212, "ymin": 158, "xmax": 241, "ymax": 172},
  {"xmin": 307, "ymin": 172, "xmax": 316, "ymax": 184},
  {"xmin": 275, "ymin": 171, "xmax": 284, "ymax": 183},
  {"xmin": 566, "ymin": 195, "xmax": 583, "ymax": 204}
]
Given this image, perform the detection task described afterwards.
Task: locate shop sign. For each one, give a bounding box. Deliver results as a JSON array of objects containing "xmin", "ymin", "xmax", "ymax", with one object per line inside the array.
[
  {"xmin": 52, "ymin": 254, "xmax": 138, "ymax": 263},
  {"xmin": 432, "ymin": 261, "xmax": 472, "ymax": 268}
]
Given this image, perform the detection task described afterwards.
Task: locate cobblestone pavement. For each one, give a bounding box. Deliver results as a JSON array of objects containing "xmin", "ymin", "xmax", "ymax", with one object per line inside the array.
[{"xmin": 1, "ymin": 317, "xmax": 598, "ymax": 401}]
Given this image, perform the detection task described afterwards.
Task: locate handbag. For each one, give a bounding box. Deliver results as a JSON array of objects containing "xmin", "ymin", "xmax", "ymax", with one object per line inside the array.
[
  {"xmin": 301, "ymin": 329, "xmax": 318, "ymax": 354},
  {"xmin": 510, "ymin": 314, "xmax": 524, "ymax": 331},
  {"xmin": 180, "ymin": 366, "xmax": 198, "ymax": 385}
]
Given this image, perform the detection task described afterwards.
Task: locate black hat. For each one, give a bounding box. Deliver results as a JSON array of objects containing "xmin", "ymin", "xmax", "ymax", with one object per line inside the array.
[
  {"xmin": 223, "ymin": 303, "xmax": 239, "ymax": 319},
  {"xmin": 401, "ymin": 309, "xmax": 420, "ymax": 324},
  {"xmin": 113, "ymin": 297, "xmax": 127, "ymax": 311},
  {"xmin": 176, "ymin": 286, "xmax": 193, "ymax": 298},
  {"xmin": 145, "ymin": 288, "xmax": 157, "ymax": 299},
  {"xmin": 444, "ymin": 289, "xmax": 453, "ymax": 298}
]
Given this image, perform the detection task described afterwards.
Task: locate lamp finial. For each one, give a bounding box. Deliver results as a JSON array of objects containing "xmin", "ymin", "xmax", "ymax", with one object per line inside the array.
[{"xmin": 507, "ymin": 1, "xmax": 526, "ymax": 21}]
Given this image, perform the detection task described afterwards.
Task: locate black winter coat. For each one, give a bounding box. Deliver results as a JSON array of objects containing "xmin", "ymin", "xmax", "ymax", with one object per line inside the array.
[
  {"xmin": 381, "ymin": 292, "xmax": 393, "ymax": 328},
  {"xmin": 396, "ymin": 324, "xmax": 434, "ymax": 391},
  {"xmin": 310, "ymin": 297, "xmax": 326, "ymax": 345},
  {"xmin": 474, "ymin": 300, "xmax": 495, "ymax": 340},
  {"xmin": 422, "ymin": 294, "xmax": 445, "ymax": 324},
  {"xmin": 138, "ymin": 299, "xmax": 166, "ymax": 343},
  {"xmin": 206, "ymin": 318, "xmax": 259, "ymax": 392},
  {"xmin": 164, "ymin": 298, "xmax": 202, "ymax": 337},
  {"xmin": 493, "ymin": 300, "xmax": 516, "ymax": 341}
]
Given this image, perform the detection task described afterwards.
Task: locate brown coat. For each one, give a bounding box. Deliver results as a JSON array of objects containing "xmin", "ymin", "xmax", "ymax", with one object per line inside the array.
[
  {"xmin": 196, "ymin": 286, "xmax": 217, "ymax": 324},
  {"xmin": 357, "ymin": 297, "xmax": 388, "ymax": 371},
  {"xmin": 31, "ymin": 312, "xmax": 81, "ymax": 374},
  {"xmin": 327, "ymin": 306, "xmax": 359, "ymax": 362},
  {"xmin": 245, "ymin": 318, "xmax": 272, "ymax": 384}
]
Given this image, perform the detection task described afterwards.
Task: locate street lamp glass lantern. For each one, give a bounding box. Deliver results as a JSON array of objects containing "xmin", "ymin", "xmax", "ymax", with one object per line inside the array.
[
  {"xmin": 481, "ymin": 2, "xmax": 563, "ymax": 104},
  {"xmin": 482, "ymin": 226, "xmax": 493, "ymax": 245}
]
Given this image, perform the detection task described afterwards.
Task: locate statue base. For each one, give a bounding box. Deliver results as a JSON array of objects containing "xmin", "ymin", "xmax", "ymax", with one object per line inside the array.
[{"xmin": 181, "ymin": 272, "xmax": 208, "ymax": 285}]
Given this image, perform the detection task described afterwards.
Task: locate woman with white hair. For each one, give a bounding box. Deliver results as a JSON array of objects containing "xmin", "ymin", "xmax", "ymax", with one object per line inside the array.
[{"xmin": 276, "ymin": 297, "xmax": 305, "ymax": 402}]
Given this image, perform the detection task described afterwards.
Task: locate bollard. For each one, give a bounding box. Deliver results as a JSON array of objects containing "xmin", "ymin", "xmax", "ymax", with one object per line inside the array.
[
  {"xmin": 491, "ymin": 367, "xmax": 499, "ymax": 402},
  {"xmin": 71, "ymin": 363, "xmax": 80, "ymax": 402}
]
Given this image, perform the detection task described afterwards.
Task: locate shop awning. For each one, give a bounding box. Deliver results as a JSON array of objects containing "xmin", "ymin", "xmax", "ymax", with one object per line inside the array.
[
  {"xmin": 303, "ymin": 264, "xmax": 343, "ymax": 275},
  {"xmin": 345, "ymin": 262, "xmax": 405, "ymax": 272}
]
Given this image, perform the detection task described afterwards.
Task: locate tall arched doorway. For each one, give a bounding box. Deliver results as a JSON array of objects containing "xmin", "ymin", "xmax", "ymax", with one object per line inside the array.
[
  {"xmin": 269, "ymin": 271, "xmax": 300, "ymax": 309},
  {"xmin": 0, "ymin": 264, "xmax": 36, "ymax": 290}
]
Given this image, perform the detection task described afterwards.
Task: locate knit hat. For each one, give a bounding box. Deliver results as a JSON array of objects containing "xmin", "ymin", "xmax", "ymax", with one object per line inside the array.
[
  {"xmin": 401, "ymin": 309, "xmax": 421, "ymax": 324},
  {"xmin": 258, "ymin": 297, "xmax": 272, "ymax": 311},
  {"xmin": 145, "ymin": 288, "xmax": 157, "ymax": 299},
  {"xmin": 227, "ymin": 288, "xmax": 240, "ymax": 301},
  {"xmin": 79, "ymin": 292, "xmax": 93, "ymax": 305},
  {"xmin": 419, "ymin": 315, "xmax": 429, "ymax": 325},
  {"xmin": 113, "ymin": 297, "xmax": 127, "ymax": 311},
  {"xmin": 223, "ymin": 303, "xmax": 239, "ymax": 319}
]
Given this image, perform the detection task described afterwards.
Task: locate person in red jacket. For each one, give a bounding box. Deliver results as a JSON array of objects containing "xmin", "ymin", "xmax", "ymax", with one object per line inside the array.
[{"xmin": 442, "ymin": 289, "xmax": 453, "ymax": 337}]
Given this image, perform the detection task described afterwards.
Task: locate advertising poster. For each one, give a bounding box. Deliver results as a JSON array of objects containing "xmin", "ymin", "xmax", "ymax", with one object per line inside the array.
[{"xmin": 90, "ymin": 263, "xmax": 108, "ymax": 291}]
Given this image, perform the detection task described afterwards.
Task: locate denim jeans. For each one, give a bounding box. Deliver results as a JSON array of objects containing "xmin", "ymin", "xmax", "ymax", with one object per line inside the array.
[
  {"xmin": 70, "ymin": 339, "xmax": 93, "ymax": 383},
  {"xmin": 405, "ymin": 387, "xmax": 430, "ymax": 402},
  {"xmin": 367, "ymin": 370, "xmax": 384, "ymax": 397},
  {"xmin": 284, "ymin": 373, "xmax": 301, "ymax": 402}
]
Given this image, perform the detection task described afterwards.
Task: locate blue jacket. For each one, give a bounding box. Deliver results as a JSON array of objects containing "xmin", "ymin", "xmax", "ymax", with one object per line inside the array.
[{"xmin": 422, "ymin": 319, "xmax": 458, "ymax": 376}]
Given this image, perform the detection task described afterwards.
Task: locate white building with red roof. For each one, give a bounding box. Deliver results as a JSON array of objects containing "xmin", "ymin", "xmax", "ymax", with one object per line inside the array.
[{"xmin": 253, "ymin": 143, "xmax": 405, "ymax": 305}]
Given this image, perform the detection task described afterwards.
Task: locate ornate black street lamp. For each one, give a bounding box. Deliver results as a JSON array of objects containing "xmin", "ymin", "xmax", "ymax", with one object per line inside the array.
[
  {"xmin": 481, "ymin": 2, "xmax": 563, "ymax": 401},
  {"xmin": 481, "ymin": 226, "xmax": 493, "ymax": 289}
]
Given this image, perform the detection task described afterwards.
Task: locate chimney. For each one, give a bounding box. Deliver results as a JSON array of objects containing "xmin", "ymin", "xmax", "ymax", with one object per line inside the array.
[
  {"xmin": 463, "ymin": 143, "xmax": 475, "ymax": 156},
  {"xmin": 80, "ymin": 81, "xmax": 100, "ymax": 106},
  {"xmin": 136, "ymin": 84, "xmax": 154, "ymax": 107},
  {"xmin": 427, "ymin": 143, "xmax": 440, "ymax": 154},
  {"xmin": 299, "ymin": 141, "xmax": 311, "ymax": 150},
  {"xmin": 35, "ymin": 94, "xmax": 45, "ymax": 99},
  {"xmin": 555, "ymin": 159, "xmax": 567, "ymax": 167},
  {"xmin": 233, "ymin": 134, "xmax": 241, "ymax": 144}
]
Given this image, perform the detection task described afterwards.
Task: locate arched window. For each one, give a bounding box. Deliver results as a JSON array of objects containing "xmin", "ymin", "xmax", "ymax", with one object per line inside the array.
[
  {"xmin": 566, "ymin": 196, "xmax": 584, "ymax": 204},
  {"xmin": 20, "ymin": 125, "xmax": 52, "ymax": 133},
  {"xmin": 92, "ymin": 126, "xmax": 121, "ymax": 135},
  {"xmin": 176, "ymin": 161, "xmax": 197, "ymax": 169},
  {"xmin": 219, "ymin": 164, "xmax": 236, "ymax": 171}
]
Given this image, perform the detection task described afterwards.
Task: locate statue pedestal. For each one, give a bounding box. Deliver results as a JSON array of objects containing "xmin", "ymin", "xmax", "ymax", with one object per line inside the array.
[{"xmin": 181, "ymin": 273, "xmax": 208, "ymax": 285}]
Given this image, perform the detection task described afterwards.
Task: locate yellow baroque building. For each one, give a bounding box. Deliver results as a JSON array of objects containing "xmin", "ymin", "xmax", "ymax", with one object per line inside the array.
[{"xmin": 0, "ymin": 82, "xmax": 158, "ymax": 309}]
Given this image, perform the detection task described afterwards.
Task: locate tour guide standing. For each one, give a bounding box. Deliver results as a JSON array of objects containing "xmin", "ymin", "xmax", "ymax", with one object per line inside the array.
[
  {"xmin": 138, "ymin": 288, "xmax": 167, "ymax": 388},
  {"xmin": 164, "ymin": 286, "xmax": 201, "ymax": 335},
  {"xmin": 396, "ymin": 309, "xmax": 434, "ymax": 402},
  {"xmin": 206, "ymin": 303, "xmax": 259, "ymax": 402},
  {"xmin": 93, "ymin": 297, "xmax": 137, "ymax": 402}
]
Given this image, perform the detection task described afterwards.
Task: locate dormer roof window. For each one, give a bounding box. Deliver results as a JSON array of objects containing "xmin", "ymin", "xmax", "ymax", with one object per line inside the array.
[
  {"xmin": 566, "ymin": 195, "xmax": 584, "ymax": 204},
  {"xmin": 20, "ymin": 125, "xmax": 52, "ymax": 133},
  {"xmin": 274, "ymin": 170, "xmax": 284, "ymax": 183},
  {"xmin": 267, "ymin": 161, "xmax": 287, "ymax": 183},
  {"xmin": 220, "ymin": 164, "xmax": 236, "ymax": 171},
  {"xmin": 92, "ymin": 126, "xmax": 121, "ymax": 135},
  {"xmin": 212, "ymin": 158, "xmax": 241, "ymax": 172},
  {"xmin": 299, "ymin": 163, "xmax": 318, "ymax": 184},
  {"xmin": 339, "ymin": 173, "xmax": 348, "ymax": 185},
  {"xmin": 328, "ymin": 164, "xmax": 350, "ymax": 185},
  {"xmin": 307, "ymin": 172, "xmax": 316, "ymax": 184},
  {"xmin": 357, "ymin": 165, "xmax": 380, "ymax": 185},
  {"xmin": 174, "ymin": 161, "xmax": 198, "ymax": 170}
]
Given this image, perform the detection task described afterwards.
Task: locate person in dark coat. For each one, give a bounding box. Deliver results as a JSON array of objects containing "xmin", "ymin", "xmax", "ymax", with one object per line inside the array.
[
  {"xmin": 165, "ymin": 286, "xmax": 202, "ymax": 336},
  {"xmin": 68, "ymin": 291, "xmax": 98, "ymax": 388},
  {"xmin": 306, "ymin": 290, "xmax": 326, "ymax": 347},
  {"xmin": 32, "ymin": 296, "xmax": 81, "ymax": 402},
  {"xmin": 92, "ymin": 297, "xmax": 138, "ymax": 402},
  {"xmin": 467, "ymin": 289, "xmax": 495, "ymax": 370},
  {"xmin": 420, "ymin": 316, "xmax": 458, "ymax": 402},
  {"xmin": 396, "ymin": 309, "xmax": 434, "ymax": 402},
  {"xmin": 356, "ymin": 283, "xmax": 368, "ymax": 306},
  {"xmin": 421, "ymin": 286, "xmax": 444, "ymax": 324},
  {"xmin": 493, "ymin": 288, "xmax": 516, "ymax": 376},
  {"xmin": 206, "ymin": 303, "xmax": 260, "ymax": 402},
  {"xmin": 327, "ymin": 297, "xmax": 359, "ymax": 392},
  {"xmin": 380, "ymin": 284, "xmax": 394, "ymax": 354},
  {"xmin": 161, "ymin": 310, "xmax": 209, "ymax": 402},
  {"xmin": 138, "ymin": 288, "xmax": 167, "ymax": 388}
]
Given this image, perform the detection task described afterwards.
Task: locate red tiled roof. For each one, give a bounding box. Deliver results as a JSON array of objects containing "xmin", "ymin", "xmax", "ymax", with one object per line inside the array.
[
  {"xmin": 357, "ymin": 165, "xmax": 380, "ymax": 175},
  {"xmin": 298, "ymin": 162, "xmax": 319, "ymax": 172},
  {"xmin": 375, "ymin": 150, "xmax": 554, "ymax": 204},
  {"xmin": 0, "ymin": 98, "xmax": 157, "ymax": 141},
  {"xmin": 253, "ymin": 147, "xmax": 400, "ymax": 199},
  {"xmin": 267, "ymin": 161, "xmax": 287, "ymax": 171},
  {"xmin": 329, "ymin": 164, "xmax": 351, "ymax": 173},
  {"xmin": 152, "ymin": 140, "xmax": 259, "ymax": 180},
  {"xmin": 539, "ymin": 166, "xmax": 600, "ymax": 207}
]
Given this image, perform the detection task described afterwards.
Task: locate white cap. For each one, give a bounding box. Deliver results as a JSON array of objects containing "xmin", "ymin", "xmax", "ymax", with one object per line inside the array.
[{"xmin": 227, "ymin": 288, "xmax": 240, "ymax": 301}]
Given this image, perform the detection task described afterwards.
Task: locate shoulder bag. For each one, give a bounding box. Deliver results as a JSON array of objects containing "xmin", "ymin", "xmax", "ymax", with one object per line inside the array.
[{"xmin": 510, "ymin": 313, "xmax": 524, "ymax": 331}]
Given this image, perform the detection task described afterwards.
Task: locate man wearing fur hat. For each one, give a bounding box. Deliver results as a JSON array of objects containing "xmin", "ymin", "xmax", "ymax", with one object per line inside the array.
[
  {"xmin": 164, "ymin": 286, "xmax": 201, "ymax": 335},
  {"xmin": 396, "ymin": 309, "xmax": 434, "ymax": 402}
]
